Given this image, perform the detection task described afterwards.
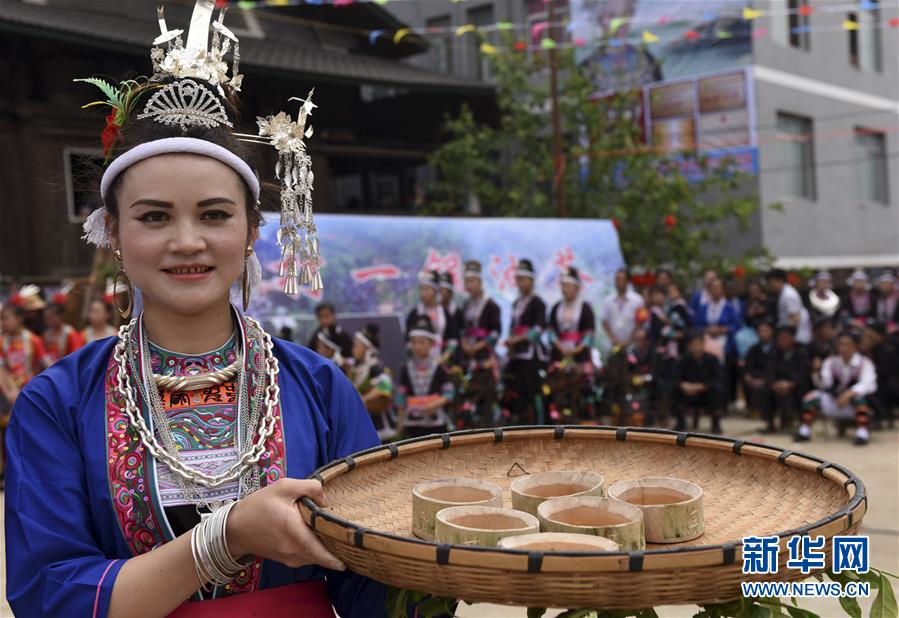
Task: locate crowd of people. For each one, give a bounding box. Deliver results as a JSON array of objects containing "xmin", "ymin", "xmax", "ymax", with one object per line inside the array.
[
  {"xmin": 2, "ymin": 263, "xmax": 897, "ymax": 458},
  {"xmin": 304, "ymin": 263, "xmax": 899, "ymax": 447}
]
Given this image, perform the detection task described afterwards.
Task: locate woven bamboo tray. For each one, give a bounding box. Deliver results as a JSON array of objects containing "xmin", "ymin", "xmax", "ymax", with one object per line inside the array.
[{"xmin": 299, "ymin": 426, "xmax": 866, "ymax": 609}]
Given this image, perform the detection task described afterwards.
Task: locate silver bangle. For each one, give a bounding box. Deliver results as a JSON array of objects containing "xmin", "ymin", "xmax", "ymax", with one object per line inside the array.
[
  {"xmin": 192, "ymin": 501, "xmax": 247, "ymax": 588},
  {"xmin": 190, "ymin": 526, "xmax": 211, "ymax": 592}
]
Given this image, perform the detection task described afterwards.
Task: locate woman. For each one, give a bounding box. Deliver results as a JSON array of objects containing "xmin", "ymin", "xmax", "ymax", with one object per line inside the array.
[
  {"xmin": 6, "ymin": 6, "xmax": 383, "ymax": 616},
  {"xmin": 1, "ymin": 302, "xmax": 49, "ymax": 390},
  {"xmin": 743, "ymin": 279, "xmax": 773, "ymax": 328},
  {"xmin": 83, "ymin": 297, "xmax": 117, "ymax": 343},
  {"xmin": 350, "ymin": 323, "xmax": 395, "ymax": 440},
  {"xmin": 502, "ymin": 259, "xmax": 548, "ymax": 425}
]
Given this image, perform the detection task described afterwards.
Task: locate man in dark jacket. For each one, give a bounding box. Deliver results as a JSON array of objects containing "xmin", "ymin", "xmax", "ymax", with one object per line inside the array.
[
  {"xmin": 769, "ymin": 326, "xmax": 811, "ymax": 431},
  {"xmin": 675, "ymin": 332, "xmax": 723, "ymax": 434},
  {"xmin": 743, "ymin": 319, "xmax": 775, "ymax": 431}
]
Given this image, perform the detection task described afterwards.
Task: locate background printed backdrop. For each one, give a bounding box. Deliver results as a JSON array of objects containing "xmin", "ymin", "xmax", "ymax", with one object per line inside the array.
[{"xmin": 249, "ymin": 214, "xmax": 625, "ymax": 373}]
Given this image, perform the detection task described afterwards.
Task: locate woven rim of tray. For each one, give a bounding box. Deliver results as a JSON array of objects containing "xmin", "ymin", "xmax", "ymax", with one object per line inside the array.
[{"xmin": 300, "ymin": 426, "xmax": 866, "ymax": 574}]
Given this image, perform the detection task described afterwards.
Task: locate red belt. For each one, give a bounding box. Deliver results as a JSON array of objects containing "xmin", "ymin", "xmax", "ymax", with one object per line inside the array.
[{"xmin": 168, "ymin": 581, "xmax": 334, "ymax": 618}]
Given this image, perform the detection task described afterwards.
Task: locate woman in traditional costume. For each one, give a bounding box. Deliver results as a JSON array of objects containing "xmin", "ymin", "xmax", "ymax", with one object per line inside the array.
[
  {"xmin": 502, "ymin": 259, "xmax": 548, "ymax": 424},
  {"xmin": 457, "ymin": 260, "xmax": 502, "ymax": 427},
  {"xmin": 546, "ymin": 266, "xmax": 597, "ymax": 420},
  {"xmin": 406, "ymin": 270, "xmax": 451, "ymax": 359},
  {"xmin": 350, "ymin": 323, "xmax": 395, "ymax": 441},
  {"xmin": 0, "ymin": 302, "xmax": 50, "ymax": 390},
  {"xmin": 5, "ymin": 4, "xmax": 384, "ymax": 617},
  {"xmin": 314, "ymin": 324, "xmax": 353, "ymax": 375}
]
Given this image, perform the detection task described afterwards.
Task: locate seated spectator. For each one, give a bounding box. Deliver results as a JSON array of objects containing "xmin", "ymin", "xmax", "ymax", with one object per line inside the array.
[
  {"xmin": 769, "ymin": 326, "xmax": 811, "ymax": 431},
  {"xmin": 810, "ymin": 318, "xmax": 837, "ymax": 372},
  {"xmin": 744, "ymin": 279, "xmax": 774, "ymax": 328},
  {"xmin": 873, "ymin": 330, "xmax": 899, "ymax": 428},
  {"xmin": 674, "ymin": 332, "xmax": 723, "ymax": 434},
  {"xmin": 693, "ymin": 278, "xmax": 741, "ymax": 406},
  {"xmin": 743, "ymin": 319, "xmax": 775, "ymax": 431},
  {"xmin": 798, "ymin": 332, "xmax": 877, "ymax": 445},
  {"xmin": 840, "ymin": 270, "xmax": 874, "ymax": 329}
]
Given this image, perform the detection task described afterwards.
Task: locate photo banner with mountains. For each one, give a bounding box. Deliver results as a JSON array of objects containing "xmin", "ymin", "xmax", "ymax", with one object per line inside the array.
[{"xmin": 249, "ymin": 214, "xmax": 625, "ymax": 355}]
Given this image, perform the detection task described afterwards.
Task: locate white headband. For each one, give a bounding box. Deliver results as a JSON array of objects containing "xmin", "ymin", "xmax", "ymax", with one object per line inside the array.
[
  {"xmin": 561, "ymin": 275, "xmax": 580, "ymax": 286},
  {"xmin": 409, "ymin": 329, "xmax": 439, "ymax": 341},
  {"xmin": 100, "ymin": 137, "xmax": 260, "ymax": 203},
  {"xmin": 355, "ymin": 331, "xmax": 376, "ymax": 349},
  {"xmin": 417, "ymin": 273, "xmax": 439, "ymax": 289},
  {"xmin": 316, "ymin": 331, "xmax": 342, "ymax": 353},
  {"xmin": 514, "ymin": 269, "xmax": 535, "ymax": 279}
]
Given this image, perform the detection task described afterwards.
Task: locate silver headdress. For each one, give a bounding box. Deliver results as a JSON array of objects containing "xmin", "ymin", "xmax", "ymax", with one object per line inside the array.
[
  {"xmin": 80, "ymin": 0, "xmax": 324, "ymax": 296},
  {"xmin": 150, "ymin": 2, "xmax": 243, "ymax": 94},
  {"xmin": 244, "ymin": 91, "xmax": 322, "ymax": 294}
]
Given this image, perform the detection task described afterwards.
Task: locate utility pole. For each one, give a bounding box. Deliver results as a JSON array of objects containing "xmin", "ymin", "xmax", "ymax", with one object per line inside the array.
[{"xmin": 548, "ymin": 0, "xmax": 566, "ymax": 218}]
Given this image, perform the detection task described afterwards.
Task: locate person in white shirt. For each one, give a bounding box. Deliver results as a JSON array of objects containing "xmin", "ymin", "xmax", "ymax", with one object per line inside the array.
[
  {"xmin": 766, "ymin": 269, "xmax": 811, "ymax": 345},
  {"xmin": 796, "ymin": 331, "xmax": 877, "ymax": 445},
  {"xmin": 599, "ymin": 268, "xmax": 645, "ymax": 351}
]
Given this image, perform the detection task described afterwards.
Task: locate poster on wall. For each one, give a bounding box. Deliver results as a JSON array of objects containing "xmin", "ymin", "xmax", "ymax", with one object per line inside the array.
[
  {"xmin": 249, "ymin": 214, "xmax": 625, "ymax": 367},
  {"xmin": 644, "ymin": 67, "xmax": 758, "ymax": 178}
]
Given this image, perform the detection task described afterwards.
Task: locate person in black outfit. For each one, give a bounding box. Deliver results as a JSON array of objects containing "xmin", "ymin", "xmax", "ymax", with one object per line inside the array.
[
  {"xmin": 872, "ymin": 328, "xmax": 898, "ymax": 429},
  {"xmin": 438, "ymin": 271, "xmax": 464, "ymax": 358},
  {"xmin": 503, "ymin": 259, "xmax": 548, "ymax": 425},
  {"xmin": 458, "ymin": 260, "xmax": 503, "ymax": 426},
  {"xmin": 546, "ymin": 266, "xmax": 598, "ymax": 420},
  {"xmin": 674, "ymin": 332, "xmax": 723, "ymax": 434},
  {"xmin": 407, "ymin": 271, "xmax": 456, "ymax": 360},
  {"xmin": 809, "ymin": 318, "xmax": 837, "ymax": 372},
  {"xmin": 744, "ymin": 279, "xmax": 775, "ymax": 328},
  {"xmin": 743, "ymin": 319, "xmax": 775, "ymax": 431},
  {"xmin": 769, "ymin": 325, "xmax": 811, "ymax": 431}
]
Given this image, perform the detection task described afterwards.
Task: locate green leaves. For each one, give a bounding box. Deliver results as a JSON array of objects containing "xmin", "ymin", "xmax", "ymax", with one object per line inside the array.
[
  {"xmin": 386, "ymin": 587, "xmax": 457, "ymax": 618},
  {"xmin": 74, "ymin": 77, "xmax": 122, "ymax": 110},
  {"xmin": 870, "ymin": 571, "xmax": 898, "ymax": 618}
]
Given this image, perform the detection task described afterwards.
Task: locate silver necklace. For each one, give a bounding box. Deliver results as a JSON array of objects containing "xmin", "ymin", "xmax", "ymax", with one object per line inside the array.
[
  {"xmin": 130, "ymin": 324, "xmax": 250, "ymax": 513},
  {"xmin": 113, "ymin": 315, "xmax": 280, "ymax": 489}
]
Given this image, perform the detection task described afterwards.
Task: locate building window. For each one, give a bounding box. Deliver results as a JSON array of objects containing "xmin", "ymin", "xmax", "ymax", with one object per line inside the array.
[
  {"xmin": 467, "ymin": 4, "xmax": 494, "ymax": 81},
  {"xmin": 426, "ymin": 15, "xmax": 452, "ymax": 74},
  {"xmin": 787, "ymin": 0, "xmax": 810, "ymax": 50},
  {"xmin": 777, "ymin": 113, "xmax": 816, "ymax": 200},
  {"xmin": 855, "ymin": 128, "xmax": 888, "ymax": 204},
  {"xmin": 64, "ymin": 147, "xmax": 103, "ymax": 222},
  {"xmin": 849, "ymin": 1, "xmax": 882, "ymax": 72}
]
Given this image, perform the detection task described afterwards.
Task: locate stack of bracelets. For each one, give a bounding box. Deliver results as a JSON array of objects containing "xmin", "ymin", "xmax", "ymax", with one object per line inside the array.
[{"xmin": 190, "ymin": 501, "xmax": 249, "ymax": 590}]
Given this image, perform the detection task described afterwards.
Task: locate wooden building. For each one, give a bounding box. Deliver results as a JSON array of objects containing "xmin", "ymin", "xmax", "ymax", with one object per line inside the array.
[{"xmin": 0, "ymin": 0, "xmax": 494, "ymax": 279}]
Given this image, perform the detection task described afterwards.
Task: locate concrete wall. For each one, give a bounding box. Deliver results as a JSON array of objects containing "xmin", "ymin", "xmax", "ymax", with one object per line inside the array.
[{"xmin": 752, "ymin": 1, "xmax": 899, "ymax": 267}]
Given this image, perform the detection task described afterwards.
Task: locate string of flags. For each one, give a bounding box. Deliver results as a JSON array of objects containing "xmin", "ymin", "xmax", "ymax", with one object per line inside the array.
[{"xmin": 216, "ymin": 0, "xmax": 899, "ymax": 55}]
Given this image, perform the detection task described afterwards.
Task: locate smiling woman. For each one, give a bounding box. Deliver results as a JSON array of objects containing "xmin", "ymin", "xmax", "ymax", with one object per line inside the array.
[{"xmin": 3, "ymin": 3, "xmax": 384, "ymax": 618}]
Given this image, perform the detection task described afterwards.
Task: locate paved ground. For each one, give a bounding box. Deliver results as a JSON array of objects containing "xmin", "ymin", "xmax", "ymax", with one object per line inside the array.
[{"xmin": 2, "ymin": 417, "xmax": 896, "ymax": 617}]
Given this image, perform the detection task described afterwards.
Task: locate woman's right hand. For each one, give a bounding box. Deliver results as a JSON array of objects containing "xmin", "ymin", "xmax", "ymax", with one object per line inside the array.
[{"xmin": 225, "ymin": 478, "xmax": 346, "ymax": 571}]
